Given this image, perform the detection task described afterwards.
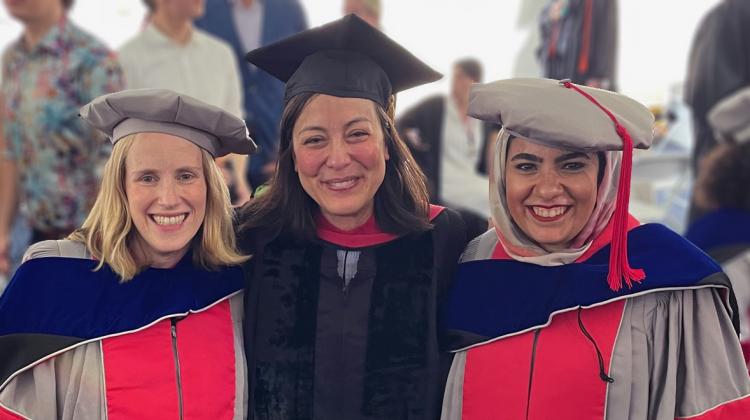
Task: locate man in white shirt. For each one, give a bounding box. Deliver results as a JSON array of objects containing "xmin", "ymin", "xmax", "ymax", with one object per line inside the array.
[
  {"xmin": 119, "ymin": 0, "xmax": 251, "ymax": 204},
  {"xmin": 397, "ymin": 58, "xmax": 496, "ymax": 223}
]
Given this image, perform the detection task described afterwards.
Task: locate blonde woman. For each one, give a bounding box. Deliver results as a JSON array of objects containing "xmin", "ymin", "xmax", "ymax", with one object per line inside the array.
[{"xmin": 0, "ymin": 89, "xmax": 256, "ymax": 419}]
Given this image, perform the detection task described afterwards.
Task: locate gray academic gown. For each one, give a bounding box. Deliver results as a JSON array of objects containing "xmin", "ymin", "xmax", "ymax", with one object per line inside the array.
[{"xmin": 440, "ymin": 228, "xmax": 750, "ymax": 420}]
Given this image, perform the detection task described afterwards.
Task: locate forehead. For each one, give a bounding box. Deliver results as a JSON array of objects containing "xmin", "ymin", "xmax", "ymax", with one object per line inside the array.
[
  {"xmin": 507, "ymin": 136, "xmax": 592, "ymax": 158},
  {"xmin": 126, "ymin": 132, "xmax": 203, "ymax": 169},
  {"xmin": 295, "ymin": 94, "xmax": 379, "ymax": 128}
]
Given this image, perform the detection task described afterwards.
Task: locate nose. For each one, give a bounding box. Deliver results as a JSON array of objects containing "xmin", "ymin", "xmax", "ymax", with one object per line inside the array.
[
  {"xmin": 535, "ymin": 168, "xmax": 564, "ymax": 199},
  {"xmin": 157, "ymin": 179, "xmax": 180, "ymax": 208},
  {"xmin": 325, "ymin": 137, "xmax": 352, "ymax": 169}
]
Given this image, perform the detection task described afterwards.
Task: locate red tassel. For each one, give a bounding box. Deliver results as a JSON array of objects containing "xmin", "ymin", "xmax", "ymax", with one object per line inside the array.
[{"xmin": 562, "ymin": 81, "xmax": 646, "ymax": 291}]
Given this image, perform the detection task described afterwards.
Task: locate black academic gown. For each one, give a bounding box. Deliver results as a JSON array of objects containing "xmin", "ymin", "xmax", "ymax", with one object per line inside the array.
[{"xmin": 240, "ymin": 206, "xmax": 470, "ymax": 420}]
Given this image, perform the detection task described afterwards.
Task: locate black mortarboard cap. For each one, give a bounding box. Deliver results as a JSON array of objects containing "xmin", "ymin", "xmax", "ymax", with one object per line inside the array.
[{"xmin": 245, "ymin": 14, "xmax": 442, "ymax": 108}]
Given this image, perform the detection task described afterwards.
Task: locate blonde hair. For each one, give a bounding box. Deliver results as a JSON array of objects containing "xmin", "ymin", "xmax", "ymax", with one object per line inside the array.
[{"xmin": 69, "ymin": 134, "xmax": 248, "ymax": 281}]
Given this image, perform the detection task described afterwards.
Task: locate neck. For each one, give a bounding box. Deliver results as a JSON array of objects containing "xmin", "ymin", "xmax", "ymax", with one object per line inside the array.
[
  {"xmin": 22, "ymin": 11, "xmax": 63, "ymax": 50},
  {"xmin": 151, "ymin": 12, "xmax": 193, "ymax": 45},
  {"xmin": 148, "ymin": 251, "xmax": 188, "ymax": 269},
  {"xmin": 452, "ymin": 92, "xmax": 469, "ymax": 121},
  {"xmin": 321, "ymin": 206, "xmax": 374, "ymax": 232},
  {"xmin": 130, "ymin": 239, "xmax": 190, "ymax": 270},
  {"xmin": 240, "ymin": 0, "xmax": 255, "ymax": 7}
]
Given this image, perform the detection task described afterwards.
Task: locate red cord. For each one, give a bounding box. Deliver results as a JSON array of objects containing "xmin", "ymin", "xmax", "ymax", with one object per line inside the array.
[{"xmin": 562, "ymin": 81, "xmax": 646, "ymax": 291}]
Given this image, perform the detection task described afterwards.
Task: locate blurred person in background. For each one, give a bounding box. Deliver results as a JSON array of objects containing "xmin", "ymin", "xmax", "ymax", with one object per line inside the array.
[
  {"xmin": 0, "ymin": 104, "xmax": 27, "ymax": 294},
  {"xmin": 196, "ymin": 0, "xmax": 307, "ymax": 191},
  {"xmin": 686, "ymin": 86, "xmax": 750, "ymax": 366},
  {"xmin": 684, "ymin": 0, "xmax": 750, "ymax": 222},
  {"xmin": 343, "ymin": 0, "xmax": 380, "ymax": 29},
  {"xmin": 119, "ymin": 0, "xmax": 252, "ymax": 205},
  {"xmin": 0, "ymin": 0, "xmax": 123, "ymax": 280},
  {"xmin": 398, "ymin": 58, "xmax": 497, "ymax": 233},
  {"xmin": 0, "ymin": 89, "xmax": 256, "ymax": 418},
  {"xmin": 538, "ymin": 0, "xmax": 618, "ymax": 90}
]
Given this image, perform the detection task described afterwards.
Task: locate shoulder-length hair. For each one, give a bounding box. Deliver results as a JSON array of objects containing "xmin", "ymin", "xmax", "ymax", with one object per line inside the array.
[
  {"xmin": 68, "ymin": 134, "xmax": 248, "ymax": 281},
  {"xmin": 239, "ymin": 92, "xmax": 432, "ymax": 239}
]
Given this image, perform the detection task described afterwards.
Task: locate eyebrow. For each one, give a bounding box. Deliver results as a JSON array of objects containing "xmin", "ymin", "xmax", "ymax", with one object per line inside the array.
[
  {"xmin": 298, "ymin": 125, "xmax": 326, "ymax": 135},
  {"xmin": 554, "ymin": 152, "xmax": 590, "ymax": 163},
  {"xmin": 510, "ymin": 153, "xmax": 542, "ymax": 162},
  {"xmin": 344, "ymin": 117, "xmax": 371, "ymax": 129},
  {"xmin": 176, "ymin": 166, "xmax": 203, "ymax": 173},
  {"xmin": 510, "ymin": 151, "xmax": 591, "ymax": 164},
  {"xmin": 130, "ymin": 166, "xmax": 202, "ymax": 177},
  {"xmin": 297, "ymin": 117, "xmax": 372, "ymax": 135}
]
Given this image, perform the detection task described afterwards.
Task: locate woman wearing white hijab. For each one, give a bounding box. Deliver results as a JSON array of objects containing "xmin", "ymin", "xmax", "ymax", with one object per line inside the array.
[{"xmin": 440, "ymin": 78, "xmax": 750, "ymax": 419}]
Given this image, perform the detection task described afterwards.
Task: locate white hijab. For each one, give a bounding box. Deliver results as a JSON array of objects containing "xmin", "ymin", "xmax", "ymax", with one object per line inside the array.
[{"xmin": 490, "ymin": 128, "xmax": 622, "ymax": 266}]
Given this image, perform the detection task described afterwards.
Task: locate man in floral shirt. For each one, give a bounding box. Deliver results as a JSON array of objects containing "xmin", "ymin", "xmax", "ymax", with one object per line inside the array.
[{"xmin": 0, "ymin": 0, "xmax": 124, "ymax": 275}]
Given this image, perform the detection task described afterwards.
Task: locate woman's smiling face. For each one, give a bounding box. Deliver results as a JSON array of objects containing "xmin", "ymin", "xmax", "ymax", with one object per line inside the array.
[
  {"xmin": 291, "ymin": 94, "xmax": 388, "ymax": 230},
  {"xmin": 125, "ymin": 133, "xmax": 207, "ymax": 267},
  {"xmin": 504, "ymin": 137, "xmax": 599, "ymax": 250}
]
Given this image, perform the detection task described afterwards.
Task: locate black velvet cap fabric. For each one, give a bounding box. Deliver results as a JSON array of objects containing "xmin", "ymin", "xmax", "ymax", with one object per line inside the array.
[{"xmin": 245, "ymin": 14, "xmax": 441, "ymax": 107}]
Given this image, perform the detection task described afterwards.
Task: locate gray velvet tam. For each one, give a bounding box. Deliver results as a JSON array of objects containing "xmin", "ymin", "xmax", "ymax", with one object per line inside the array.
[
  {"xmin": 708, "ymin": 86, "xmax": 750, "ymax": 144},
  {"xmin": 469, "ymin": 78, "xmax": 655, "ymax": 151},
  {"xmin": 79, "ymin": 89, "xmax": 257, "ymax": 157}
]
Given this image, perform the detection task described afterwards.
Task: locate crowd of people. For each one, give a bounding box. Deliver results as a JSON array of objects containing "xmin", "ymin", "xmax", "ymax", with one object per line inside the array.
[{"xmin": 0, "ymin": 0, "xmax": 749, "ymax": 419}]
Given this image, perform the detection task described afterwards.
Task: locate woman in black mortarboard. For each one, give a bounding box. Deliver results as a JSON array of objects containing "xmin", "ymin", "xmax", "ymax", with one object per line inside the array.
[{"xmin": 237, "ymin": 14, "xmax": 475, "ymax": 420}]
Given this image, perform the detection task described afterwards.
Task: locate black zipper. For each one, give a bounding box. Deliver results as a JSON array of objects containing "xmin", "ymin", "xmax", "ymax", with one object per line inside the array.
[
  {"xmin": 171, "ymin": 318, "xmax": 184, "ymax": 420},
  {"xmin": 525, "ymin": 329, "xmax": 541, "ymax": 420}
]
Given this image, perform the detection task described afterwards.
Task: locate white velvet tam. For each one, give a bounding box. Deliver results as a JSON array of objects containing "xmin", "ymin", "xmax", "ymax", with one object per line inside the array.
[
  {"xmin": 469, "ymin": 78, "xmax": 654, "ymax": 152},
  {"xmin": 709, "ymin": 86, "xmax": 750, "ymax": 144},
  {"xmin": 79, "ymin": 88, "xmax": 257, "ymax": 157},
  {"xmin": 469, "ymin": 78, "xmax": 657, "ymax": 273}
]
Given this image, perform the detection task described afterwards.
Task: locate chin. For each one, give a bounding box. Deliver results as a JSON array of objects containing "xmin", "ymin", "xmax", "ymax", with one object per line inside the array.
[
  {"xmin": 537, "ymin": 235, "xmax": 575, "ymax": 250},
  {"xmin": 152, "ymin": 239, "xmax": 192, "ymax": 255},
  {"xmin": 322, "ymin": 199, "xmax": 369, "ymax": 216},
  {"xmin": 526, "ymin": 231, "xmax": 569, "ymax": 249}
]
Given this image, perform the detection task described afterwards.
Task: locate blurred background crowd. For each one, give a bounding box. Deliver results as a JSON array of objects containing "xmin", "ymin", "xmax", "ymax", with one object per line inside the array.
[{"xmin": 1, "ymin": 0, "xmax": 749, "ymax": 344}]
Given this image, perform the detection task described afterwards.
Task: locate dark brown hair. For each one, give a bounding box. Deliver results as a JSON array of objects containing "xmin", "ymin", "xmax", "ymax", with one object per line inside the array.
[
  {"xmin": 455, "ymin": 58, "xmax": 483, "ymax": 83},
  {"xmin": 62, "ymin": 0, "xmax": 74, "ymax": 10},
  {"xmin": 698, "ymin": 141, "xmax": 750, "ymax": 211},
  {"xmin": 239, "ymin": 92, "xmax": 431, "ymax": 239}
]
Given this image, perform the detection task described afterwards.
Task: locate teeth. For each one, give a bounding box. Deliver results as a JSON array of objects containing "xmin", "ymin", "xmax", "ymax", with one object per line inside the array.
[
  {"xmin": 532, "ymin": 206, "xmax": 567, "ymax": 218},
  {"xmin": 326, "ymin": 178, "xmax": 357, "ymax": 190},
  {"xmin": 153, "ymin": 214, "xmax": 186, "ymax": 225}
]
